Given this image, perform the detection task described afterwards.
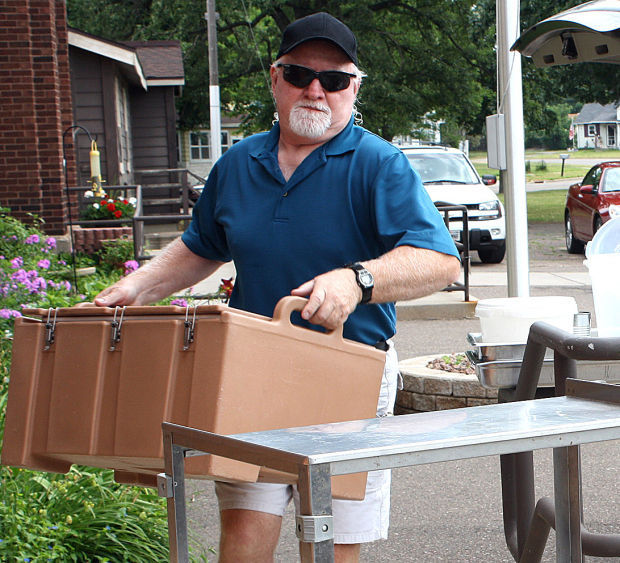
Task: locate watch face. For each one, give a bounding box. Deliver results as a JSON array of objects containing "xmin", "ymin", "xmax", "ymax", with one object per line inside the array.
[{"xmin": 359, "ymin": 270, "xmax": 373, "ymax": 287}]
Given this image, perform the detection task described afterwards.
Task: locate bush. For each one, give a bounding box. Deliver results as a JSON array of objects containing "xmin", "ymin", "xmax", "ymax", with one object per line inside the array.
[
  {"xmin": 96, "ymin": 237, "xmax": 137, "ymax": 275},
  {"xmin": 535, "ymin": 160, "xmax": 548, "ymax": 171},
  {"xmin": 0, "ymin": 212, "xmax": 212, "ymax": 561}
]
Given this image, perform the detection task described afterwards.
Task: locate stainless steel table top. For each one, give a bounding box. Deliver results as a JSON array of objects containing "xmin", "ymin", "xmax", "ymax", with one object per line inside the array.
[{"xmin": 193, "ymin": 396, "xmax": 620, "ymax": 475}]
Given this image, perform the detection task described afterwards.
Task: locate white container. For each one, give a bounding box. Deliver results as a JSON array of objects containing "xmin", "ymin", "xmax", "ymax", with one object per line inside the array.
[
  {"xmin": 585, "ymin": 217, "xmax": 620, "ymax": 337},
  {"xmin": 475, "ymin": 296, "xmax": 578, "ymax": 343}
]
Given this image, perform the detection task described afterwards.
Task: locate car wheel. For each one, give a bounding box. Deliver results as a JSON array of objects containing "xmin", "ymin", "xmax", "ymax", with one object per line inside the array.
[
  {"xmin": 478, "ymin": 242, "xmax": 506, "ymax": 264},
  {"xmin": 565, "ymin": 212, "xmax": 584, "ymax": 254}
]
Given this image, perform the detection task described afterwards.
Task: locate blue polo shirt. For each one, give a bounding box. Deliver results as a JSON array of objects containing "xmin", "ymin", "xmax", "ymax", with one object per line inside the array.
[{"xmin": 182, "ymin": 117, "xmax": 458, "ymax": 345}]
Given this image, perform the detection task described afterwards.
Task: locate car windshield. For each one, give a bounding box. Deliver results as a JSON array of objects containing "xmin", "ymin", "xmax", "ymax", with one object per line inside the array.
[
  {"xmin": 602, "ymin": 167, "xmax": 620, "ymax": 192},
  {"xmin": 406, "ymin": 153, "xmax": 479, "ymax": 184}
]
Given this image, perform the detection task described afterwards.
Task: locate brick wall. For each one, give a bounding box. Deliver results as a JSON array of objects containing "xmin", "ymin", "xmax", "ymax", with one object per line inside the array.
[{"xmin": 0, "ymin": 0, "xmax": 75, "ymax": 234}]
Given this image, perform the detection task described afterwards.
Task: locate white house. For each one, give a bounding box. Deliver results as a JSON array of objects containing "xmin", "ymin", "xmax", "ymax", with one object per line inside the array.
[{"xmin": 574, "ymin": 102, "xmax": 619, "ymax": 149}]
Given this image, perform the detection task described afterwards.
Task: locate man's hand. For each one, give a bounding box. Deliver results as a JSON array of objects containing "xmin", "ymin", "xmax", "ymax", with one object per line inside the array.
[
  {"xmin": 291, "ymin": 268, "xmax": 362, "ymax": 330},
  {"xmin": 94, "ymin": 282, "xmax": 140, "ymax": 307}
]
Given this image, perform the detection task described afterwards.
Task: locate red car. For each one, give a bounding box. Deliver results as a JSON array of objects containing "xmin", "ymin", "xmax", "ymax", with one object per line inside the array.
[{"xmin": 565, "ymin": 161, "xmax": 620, "ymax": 253}]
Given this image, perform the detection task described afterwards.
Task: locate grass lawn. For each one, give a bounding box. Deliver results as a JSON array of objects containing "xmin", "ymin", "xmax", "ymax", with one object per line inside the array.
[
  {"xmin": 474, "ymin": 161, "xmax": 589, "ymax": 183},
  {"xmin": 471, "ymin": 148, "xmax": 620, "ymax": 183},
  {"xmin": 498, "ymin": 189, "xmax": 566, "ymax": 223}
]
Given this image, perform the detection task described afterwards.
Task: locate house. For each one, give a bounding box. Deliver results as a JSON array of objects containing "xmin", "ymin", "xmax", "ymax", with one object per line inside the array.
[
  {"xmin": 0, "ymin": 0, "xmax": 185, "ymax": 235},
  {"xmin": 68, "ymin": 30, "xmax": 185, "ymax": 186},
  {"xmin": 573, "ymin": 102, "xmax": 620, "ymax": 149},
  {"xmin": 178, "ymin": 114, "xmax": 245, "ymax": 184}
]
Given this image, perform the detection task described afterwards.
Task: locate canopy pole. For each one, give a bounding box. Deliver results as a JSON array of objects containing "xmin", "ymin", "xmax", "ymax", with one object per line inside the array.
[
  {"xmin": 497, "ymin": 0, "xmax": 530, "ymax": 296},
  {"xmin": 206, "ymin": 0, "xmax": 222, "ymax": 164}
]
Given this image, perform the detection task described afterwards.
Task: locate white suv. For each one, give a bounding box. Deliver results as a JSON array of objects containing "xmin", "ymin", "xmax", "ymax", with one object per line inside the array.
[{"xmin": 402, "ymin": 145, "xmax": 506, "ymax": 263}]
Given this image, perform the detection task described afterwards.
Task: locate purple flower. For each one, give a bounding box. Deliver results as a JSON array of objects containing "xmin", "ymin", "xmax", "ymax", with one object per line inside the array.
[
  {"xmin": 11, "ymin": 269, "xmax": 28, "ymax": 283},
  {"xmin": 46, "ymin": 237, "xmax": 57, "ymax": 249},
  {"xmin": 37, "ymin": 259, "xmax": 51, "ymax": 269},
  {"xmin": 170, "ymin": 298, "xmax": 188, "ymax": 307},
  {"xmin": 10, "ymin": 257, "xmax": 23, "ymax": 269},
  {"xmin": 25, "ymin": 234, "xmax": 40, "ymax": 244},
  {"xmin": 0, "ymin": 309, "xmax": 22, "ymax": 319},
  {"xmin": 123, "ymin": 260, "xmax": 139, "ymax": 276},
  {"xmin": 58, "ymin": 259, "xmax": 67, "ymax": 266}
]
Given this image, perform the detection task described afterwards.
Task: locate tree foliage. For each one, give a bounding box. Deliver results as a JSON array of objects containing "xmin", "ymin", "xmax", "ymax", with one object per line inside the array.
[{"xmin": 66, "ymin": 0, "xmax": 619, "ymax": 143}]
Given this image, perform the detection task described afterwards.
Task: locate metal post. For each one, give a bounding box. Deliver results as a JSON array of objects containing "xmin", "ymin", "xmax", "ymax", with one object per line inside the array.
[
  {"xmin": 162, "ymin": 430, "xmax": 189, "ymax": 563},
  {"xmin": 297, "ymin": 464, "xmax": 335, "ymax": 563},
  {"xmin": 553, "ymin": 445, "xmax": 584, "ymax": 562},
  {"xmin": 205, "ymin": 0, "xmax": 222, "ymax": 164},
  {"xmin": 496, "ymin": 0, "xmax": 530, "ymax": 297}
]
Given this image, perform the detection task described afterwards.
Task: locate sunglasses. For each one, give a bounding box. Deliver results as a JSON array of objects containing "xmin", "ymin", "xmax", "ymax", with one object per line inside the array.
[{"xmin": 275, "ymin": 63, "xmax": 357, "ymax": 92}]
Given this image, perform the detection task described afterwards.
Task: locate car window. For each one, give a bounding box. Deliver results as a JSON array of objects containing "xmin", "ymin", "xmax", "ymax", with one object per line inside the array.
[
  {"xmin": 406, "ymin": 153, "xmax": 479, "ymax": 184},
  {"xmin": 601, "ymin": 167, "xmax": 620, "ymax": 193},
  {"xmin": 582, "ymin": 166, "xmax": 602, "ymax": 189}
]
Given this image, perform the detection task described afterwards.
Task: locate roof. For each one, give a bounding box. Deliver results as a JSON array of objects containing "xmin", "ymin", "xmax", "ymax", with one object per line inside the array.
[
  {"xmin": 68, "ymin": 29, "xmax": 184, "ymax": 88},
  {"xmin": 122, "ymin": 41, "xmax": 185, "ymax": 86},
  {"xmin": 575, "ymin": 102, "xmax": 619, "ymax": 124}
]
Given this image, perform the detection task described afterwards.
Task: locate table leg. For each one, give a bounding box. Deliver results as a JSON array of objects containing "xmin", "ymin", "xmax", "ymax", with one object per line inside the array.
[
  {"xmin": 297, "ymin": 463, "xmax": 335, "ymax": 563},
  {"xmin": 553, "ymin": 445, "xmax": 584, "ymax": 562},
  {"xmin": 162, "ymin": 430, "xmax": 189, "ymax": 563}
]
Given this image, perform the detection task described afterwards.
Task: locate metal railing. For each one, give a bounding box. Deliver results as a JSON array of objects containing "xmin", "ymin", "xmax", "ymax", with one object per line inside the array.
[{"xmin": 435, "ymin": 203, "xmax": 470, "ymax": 301}]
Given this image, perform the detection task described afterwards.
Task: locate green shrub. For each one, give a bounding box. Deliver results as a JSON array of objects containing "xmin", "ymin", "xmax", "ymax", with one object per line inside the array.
[
  {"xmin": 535, "ymin": 160, "xmax": 548, "ymax": 171},
  {"xmin": 0, "ymin": 213, "xmax": 212, "ymax": 561},
  {"xmin": 96, "ymin": 237, "xmax": 136, "ymax": 274},
  {"xmin": 525, "ymin": 160, "xmax": 531, "ymax": 173}
]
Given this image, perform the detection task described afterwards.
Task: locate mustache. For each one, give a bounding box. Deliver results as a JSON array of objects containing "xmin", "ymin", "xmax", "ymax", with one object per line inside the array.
[{"xmin": 291, "ymin": 101, "xmax": 331, "ymax": 115}]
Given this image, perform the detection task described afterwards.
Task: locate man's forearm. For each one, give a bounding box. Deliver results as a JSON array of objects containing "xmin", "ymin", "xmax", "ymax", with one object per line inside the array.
[
  {"xmin": 363, "ymin": 245, "xmax": 461, "ymax": 304},
  {"xmin": 95, "ymin": 238, "xmax": 224, "ymax": 306}
]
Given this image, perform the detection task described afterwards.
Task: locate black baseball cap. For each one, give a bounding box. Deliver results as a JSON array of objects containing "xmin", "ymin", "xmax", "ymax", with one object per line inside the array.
[{"xmin": 276, "ymin": 12, "xmax": 358, "ymax": 66}]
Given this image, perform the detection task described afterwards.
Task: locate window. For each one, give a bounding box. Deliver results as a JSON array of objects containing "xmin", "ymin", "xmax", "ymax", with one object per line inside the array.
[
  {"xmin": 587, "ymin": 124, "xmax": 597, "ymax": 137},
  {"xmin": 190, "ymin": 132, "xmax": 210, "ymax": 160},
  {"xmin": 189, "ymin": 130, "xmax": 241, "ymax": 160}
]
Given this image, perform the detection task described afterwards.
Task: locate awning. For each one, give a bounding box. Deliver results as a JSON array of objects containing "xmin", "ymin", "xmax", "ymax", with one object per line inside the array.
[{"xmin": 511, "ymin": 0, "xmax": 620, "ymax": 66}]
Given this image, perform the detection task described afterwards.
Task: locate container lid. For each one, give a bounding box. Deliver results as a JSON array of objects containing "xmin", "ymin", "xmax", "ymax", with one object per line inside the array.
[
  {"xmin": 475, "ymin": 296, "xmax": 577, "ymax": 318},
  {"xmin": 586, "ymin": 217, "xmax": 620, "ymax": 258}
]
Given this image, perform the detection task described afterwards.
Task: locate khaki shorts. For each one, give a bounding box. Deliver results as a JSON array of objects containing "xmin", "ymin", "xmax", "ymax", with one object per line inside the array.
[{"xmin": 215, "ymin": 342, "xmax": 400, "ymax": 544}]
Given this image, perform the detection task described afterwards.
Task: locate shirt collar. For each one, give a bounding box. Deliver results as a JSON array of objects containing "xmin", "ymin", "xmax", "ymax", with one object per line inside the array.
[{"xmin": 250, "ymin": 115, "xmax": 358, "ymax": 161}]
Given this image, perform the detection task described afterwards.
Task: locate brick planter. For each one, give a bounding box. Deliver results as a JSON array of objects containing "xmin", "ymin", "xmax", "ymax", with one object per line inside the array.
[
  {"xmin": 396, "ymin": 355, "xmax": 498, "ymax": 415},
  {"xmin": 71, "ymin": 226, "xmax": 133, "ymax": 254}
]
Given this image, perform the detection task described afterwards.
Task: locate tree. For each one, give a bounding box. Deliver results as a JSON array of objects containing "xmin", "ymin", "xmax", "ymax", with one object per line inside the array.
[{"xmin": 66, "ymin": 0, "xmax": 618, "ymax": 143}]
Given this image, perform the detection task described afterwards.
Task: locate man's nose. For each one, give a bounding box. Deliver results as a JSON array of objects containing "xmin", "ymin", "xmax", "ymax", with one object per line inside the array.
[{"xmin": 304, "ymin": 77, "xmax": 325, "ymax": 98}]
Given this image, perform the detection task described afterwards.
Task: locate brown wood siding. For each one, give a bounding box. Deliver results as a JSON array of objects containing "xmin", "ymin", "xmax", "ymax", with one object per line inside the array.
[
  {"xmin": 69, "ymin": 47, "xmax": 106, "ymax": 185},
  {"xmin": 131, "ymin": 88, "xmax": 173, "ymax": 170}
]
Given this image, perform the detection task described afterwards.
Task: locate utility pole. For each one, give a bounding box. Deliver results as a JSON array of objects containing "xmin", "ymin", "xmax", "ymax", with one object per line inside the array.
[
  {"xmin": 205, "ymin": 0, "xmax": 222, "ymax": 164},
  {"xmin": 497, "ymin": 0, "xmax": 530, "ymax": 297}
]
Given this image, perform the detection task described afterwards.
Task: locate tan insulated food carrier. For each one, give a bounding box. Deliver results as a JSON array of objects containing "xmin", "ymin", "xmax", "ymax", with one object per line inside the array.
[{"xmin": 1, "ymin": 296, "xmax": 385, "ymax": 500}]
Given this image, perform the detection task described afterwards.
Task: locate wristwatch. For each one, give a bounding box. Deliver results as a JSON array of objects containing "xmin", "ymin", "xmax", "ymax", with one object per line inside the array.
[{"xmin": 345, "ymin": 262, "xmax": 374, "ymax": 304}]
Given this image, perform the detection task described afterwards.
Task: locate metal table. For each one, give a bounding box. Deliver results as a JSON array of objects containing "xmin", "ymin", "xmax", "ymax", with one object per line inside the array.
[{"xmin": 160, "ymin": 377, "xmax": 619, "ymax": 562}]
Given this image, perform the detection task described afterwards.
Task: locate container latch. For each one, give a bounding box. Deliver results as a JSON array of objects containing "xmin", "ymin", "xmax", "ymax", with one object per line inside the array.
[
  {"xmin": 183, "ymin": 305, "xmax": 198, "ymax": 350},
  {"xmin": 44, "ymin": 307, "xmax": 58, "ymax": 350},
  {"xmin": 109, "ymin": 306, "xmax": 126, "ymax": 351}
]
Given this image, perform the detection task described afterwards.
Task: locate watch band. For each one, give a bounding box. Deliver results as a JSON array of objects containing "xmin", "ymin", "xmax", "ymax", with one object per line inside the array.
[{"xmin": 345, "ymin": 262, "xmax": 374, "ymax": 304}]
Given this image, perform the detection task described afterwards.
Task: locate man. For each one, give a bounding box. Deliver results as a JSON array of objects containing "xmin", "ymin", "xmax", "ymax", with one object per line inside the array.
[{"xmin": 95, "ymin": 12, "xmax": 460, "ymax": 562}]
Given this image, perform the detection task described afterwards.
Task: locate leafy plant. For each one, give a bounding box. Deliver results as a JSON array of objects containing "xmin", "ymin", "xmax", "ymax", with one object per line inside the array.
[
  {"xmin": 80, "ymin": 194, "xmax": 136, "ymax": 221},
  {"xmin": 535, "ymin": 160, "xmax": 548, "ymax": 172},
  {"xmin": 96, "ymin": 237, "xmax": 136, "ymax": 274},
  {"xmin": 0, "ymin": 214, "xmax": 216, "ymax": 561}
]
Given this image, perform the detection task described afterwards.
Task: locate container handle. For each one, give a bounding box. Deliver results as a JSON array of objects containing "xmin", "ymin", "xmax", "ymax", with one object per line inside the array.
[{"xmin": 271, "ymin": 296, "xmax": 343, "ymax": 342}]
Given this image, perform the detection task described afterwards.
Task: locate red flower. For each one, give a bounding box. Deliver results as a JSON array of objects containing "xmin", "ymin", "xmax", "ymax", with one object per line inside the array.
[
  {"xmin": 114, "ymin": 209, "xmax": 122, "ymax": 219},
  {"xmin": 123, "ymin": 199, "xmax": 129, "ymax": 204},
  {"xmin": 107, "ymin": 202, "xmax": 116, "ymax": 211},
  {"xmin": 219, "ymin": 277, "xmax": 234, "ymax": 298}
]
